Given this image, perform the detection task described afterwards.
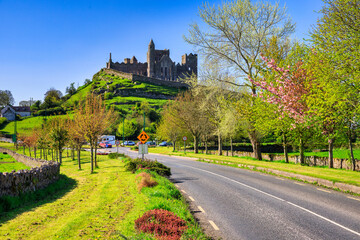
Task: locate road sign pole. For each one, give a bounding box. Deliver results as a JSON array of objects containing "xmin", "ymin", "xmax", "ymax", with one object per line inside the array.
[{"xmin": 184, "ymin": 140, "xmax": 186, "ymax": 155}]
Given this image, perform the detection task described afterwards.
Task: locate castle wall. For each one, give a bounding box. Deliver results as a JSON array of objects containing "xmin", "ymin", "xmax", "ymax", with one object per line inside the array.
[
  {"xmin": 109, "ymin": 62, "xmax": 147, "ymax": 76},
  {"xmin": 100, "ymin": 68, "xmax": 188, "ymax": 89}
]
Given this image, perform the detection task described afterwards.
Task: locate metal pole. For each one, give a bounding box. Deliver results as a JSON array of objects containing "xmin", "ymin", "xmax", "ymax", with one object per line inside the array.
[
  {"xmin": 184, "ymin": 140, "xmax": 186, "ymax": 155},
  {"xmin": 143, "ymin": 112, "xmax": 145, "ymax": 131}
]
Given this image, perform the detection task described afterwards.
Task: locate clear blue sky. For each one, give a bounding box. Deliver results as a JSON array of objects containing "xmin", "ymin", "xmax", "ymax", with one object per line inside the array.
[{"xmin": 0, "ymin": 0, "xmax": 324, "ymax": 105}]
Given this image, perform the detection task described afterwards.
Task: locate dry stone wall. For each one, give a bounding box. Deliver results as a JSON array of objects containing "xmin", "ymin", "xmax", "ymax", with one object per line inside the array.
[{"xmin": 0, "ymin": 147, "xmax": 60, "ymax": 197}]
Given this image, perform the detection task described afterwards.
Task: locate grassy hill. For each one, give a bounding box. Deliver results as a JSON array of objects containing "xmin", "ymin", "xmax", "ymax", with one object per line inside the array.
[
  {"xmin": 0, "ymin": 69, "xmax": 184, "ymax": 136},
  {"xmin": 64, "ymin": 69, "xmax": 183, "ymax": 113}
]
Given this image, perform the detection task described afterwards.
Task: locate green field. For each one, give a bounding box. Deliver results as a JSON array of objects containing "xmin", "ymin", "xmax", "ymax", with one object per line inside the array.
[
  {"xmin": 0, "ymin": 143, "xmax": 206, "ymax": 239},
  {"xmin": 0, "ymin": 152, "xmax": 30, "ymax": 172},
  {"xmin": 149, "ymin": 147, "xmax": 360, "ymax": 187}
]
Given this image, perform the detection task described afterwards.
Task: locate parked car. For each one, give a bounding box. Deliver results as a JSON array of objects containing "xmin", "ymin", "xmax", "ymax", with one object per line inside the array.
[
  {"xmin": 146, "ymin": 141, "xmax": 156, "ymax": 146},
  {"xmin": 99, "ymin": 141, "xmax": 112, "ymax": 148},
  {"xmin": 123, "ymin": 141, "xmax": 136, "ymax": 146},
  {"xmin": 159, "ymin": 141, "xmax": 172, "ymax": 146}
]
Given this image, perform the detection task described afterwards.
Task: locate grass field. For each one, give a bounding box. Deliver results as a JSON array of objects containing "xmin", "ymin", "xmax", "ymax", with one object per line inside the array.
[
  {"xmin": 149, "ymin": 147, "xmax": 360, "ymax": 187},
  {"xmin": 0, "ymin": 143, "xmax": 206, "ymax": 239},
  {"xmin": 0, "ymin": 152, "xmax": 30, "ymax": 172}
]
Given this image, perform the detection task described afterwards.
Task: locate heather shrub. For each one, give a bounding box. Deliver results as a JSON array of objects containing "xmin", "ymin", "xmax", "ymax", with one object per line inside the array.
[{"xmin": 135, "ymin": 209, "xmax": 188, "ymax": 240}]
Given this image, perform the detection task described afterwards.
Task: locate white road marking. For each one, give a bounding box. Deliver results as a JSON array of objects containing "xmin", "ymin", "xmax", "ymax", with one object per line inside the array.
[
  {"xmin": 347, "ymin": 196, "xmax": 360, "ymax": 202},
  {"xmin": 181, "ymin": 164, "xmax": 360, "ymax": 238},
  {"xmin": 189, "ymin": 196, "xmax": 195, "ymax": 202},
  {"xmin": 175, "ymin": 184, "xmax": 179, "ymax": 188},
  {"xmin": 209, "ymin": 220, "xmax": 220, "ymax": 230},
  {"xmin": 317, "ymin": 188, "xmax": 331, "ymax": 193},
  {"xmin": 181, "ymin": 190, "xmax": 186, "ymax": 194},
  {"xmin": 293, "ymin": 182, "xmax": 306, "ymax": 186},
  {"xmin": 198, "ymin": 205, "xmax": 205, "ymax": 213},
  {"xmin": 276, "ymin": 177, "xmax": 284, "ymax": 181}
]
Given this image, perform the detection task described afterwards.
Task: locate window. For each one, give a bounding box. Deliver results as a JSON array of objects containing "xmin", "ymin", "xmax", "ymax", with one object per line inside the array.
[{"xmin": 165, "ymin": 67, "xmax": 167, "ymax": 77}]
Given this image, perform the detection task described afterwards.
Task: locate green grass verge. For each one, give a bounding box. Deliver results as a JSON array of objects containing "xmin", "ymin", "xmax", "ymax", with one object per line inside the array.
[
  {"xmin": 0, "ymin": 143, "xmax": 206, "ymax": 239},
  {"xmin": 286, "ymin": 148, "xmax": 360, "ymax": 159},
  {"xmin": 149, "ymin": 147, "xmax": 360, "ymax": 187},
  {"xmin": 0, "ymin": 153, "xmax": 30, "ymax": 172}
]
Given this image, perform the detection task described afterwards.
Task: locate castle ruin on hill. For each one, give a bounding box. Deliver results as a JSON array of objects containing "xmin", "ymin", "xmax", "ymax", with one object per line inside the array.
[{"xmin": 106, "ymin": 39, "xmax": 197, "ymax": 81}]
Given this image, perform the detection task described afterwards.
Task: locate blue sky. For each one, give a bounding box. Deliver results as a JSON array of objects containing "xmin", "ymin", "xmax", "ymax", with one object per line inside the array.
[{"xmin": 0, "ymin": 0, "xmax": 324, "ymax": 104}]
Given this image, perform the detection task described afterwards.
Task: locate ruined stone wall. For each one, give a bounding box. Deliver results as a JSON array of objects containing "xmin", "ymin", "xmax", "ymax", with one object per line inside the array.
[
  {"xmin": 100, "ymin": 68, "xmax": 188, "ymax": 89},
  {"xmin": 0, "ymin": 147, "xmax": 61, "ymax": 197}
]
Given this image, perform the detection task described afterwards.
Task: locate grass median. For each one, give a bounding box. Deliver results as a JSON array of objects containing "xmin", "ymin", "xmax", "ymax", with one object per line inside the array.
[
  {"xmin": 0, "ymin": 143, "xmax": 207, "ymax": 239},
  {"xmin": 149, "ymin": 147, "xmax": 360, "ymax": 187}
]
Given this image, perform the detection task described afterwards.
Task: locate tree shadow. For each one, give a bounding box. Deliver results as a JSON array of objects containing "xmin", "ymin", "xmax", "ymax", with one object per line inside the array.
[
  {"xmin": 0, "ymin": 174, "xmax": 77, "ymax": 224},
  {"xmin": 170, "ymin": 177, "xmax": 199, "ymax": 183}
]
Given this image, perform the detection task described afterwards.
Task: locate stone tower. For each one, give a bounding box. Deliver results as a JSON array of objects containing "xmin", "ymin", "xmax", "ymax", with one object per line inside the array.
[
  {"xmin": 106, "ymin": 52, "xmax": 113, "ymax": 69},
  {"xmin": 147, "ymin": 39, "xmax": 155, "ymax": 78}
]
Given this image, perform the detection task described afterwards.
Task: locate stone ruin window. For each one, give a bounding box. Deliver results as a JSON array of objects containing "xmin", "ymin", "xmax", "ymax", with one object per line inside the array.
[{"xmin": 165, "ymin": 67, "xmax": 167, "ymax": 77}]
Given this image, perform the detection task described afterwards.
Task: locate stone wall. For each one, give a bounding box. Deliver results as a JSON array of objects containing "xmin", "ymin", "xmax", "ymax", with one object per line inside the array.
[
  {"xmin": 100, "ymin": 68, "xmax": 188, "ymax": 89},
  {"xmin": 196, "ymin": 149, "xmax": 360, "ymax": 171},
  {"xmin": 0, "ymin": 147, "xmax": 61, "ymax": 197}
]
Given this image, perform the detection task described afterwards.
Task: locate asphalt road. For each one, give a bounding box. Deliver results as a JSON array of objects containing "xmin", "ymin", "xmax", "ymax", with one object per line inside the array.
[{"xmin": 106, "ymin": 147, "xmax": 360, "ymax": 240}]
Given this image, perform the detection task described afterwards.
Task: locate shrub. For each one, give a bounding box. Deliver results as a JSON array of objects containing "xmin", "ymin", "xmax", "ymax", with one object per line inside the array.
[
  {"xmin": 136, "ymin": 172, "xmax": 158, "ymax": 192},
  {"xmin": 108, "ymin": 153, "xmax": 125, "ymax": 159},
  {"xmin": 135, "ymin": 209, "xmax": 188, "ymax": 240},
  {"xmin": 124, "ymin": 158, "xmax": 171, "ymax": 176},
  {"xmin": 0, "ymin": 117, "xmax": 8, "ymax": 128}
]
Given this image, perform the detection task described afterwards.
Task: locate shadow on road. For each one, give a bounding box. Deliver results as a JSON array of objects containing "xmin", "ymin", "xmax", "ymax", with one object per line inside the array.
[{"xmin": 171, "ymin": 177, "xmax": 199, "ymax": 183}]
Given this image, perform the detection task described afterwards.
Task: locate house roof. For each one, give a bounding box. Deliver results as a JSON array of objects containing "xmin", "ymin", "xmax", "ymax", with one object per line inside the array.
[{"xmin": 13, "ymin": 106, "xmax": 31, "ymax": 112}]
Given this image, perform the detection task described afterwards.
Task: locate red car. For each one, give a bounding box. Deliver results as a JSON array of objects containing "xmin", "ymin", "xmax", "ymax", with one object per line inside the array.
[{"xmin": 99, "ymin": 141, "xmax": 112, "ymax": 148}]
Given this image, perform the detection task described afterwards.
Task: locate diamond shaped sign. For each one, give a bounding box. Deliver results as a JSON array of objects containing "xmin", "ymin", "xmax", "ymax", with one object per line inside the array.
[{"xmin": 137, "ymin": 131, "xmax": 150, "ymax": 144}]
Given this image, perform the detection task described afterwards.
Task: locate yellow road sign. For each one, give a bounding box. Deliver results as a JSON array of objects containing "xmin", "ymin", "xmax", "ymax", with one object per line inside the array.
[{"xmin": 137, "ymin": 131, "xmax": 150, "ymax": 144}]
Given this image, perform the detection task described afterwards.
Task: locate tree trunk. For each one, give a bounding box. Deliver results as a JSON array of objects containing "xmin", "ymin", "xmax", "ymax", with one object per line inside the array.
[
  {"xmin": 328, "ymin": 138, "xmax": 334, "ymax": 168},
  {"xmin": 299, "ymin": 137, "xmax": 305, "ymax": 164},
  {"xmin": 218, "ymin": 134, "xmax": 222, "ymax": 156},
  {"xmin": 205, "ymin": 140, "xmax": 208, "ymax": 154},
  {"xmin": 193, "ymin": 135, "xmax": 199, "ymax": 153},
  {"xmin": 90, "ymin": 145, "xmax": 94, "ymax": 173},
  {"xmin": 230, "ymin": 138, "xmax": 233, "ymax": 157},
  {"xmin": 29, "ymin": 147, "xmax": 31, "ymax": 157},
  {"xmin": 59, "ymin": 148, "xmax": 62, "ymax": 164},
  {"xmin": 249, "ymin": 131, "xmax": 262, "ymax": 160},
  {"xmin": 283, "ymin": 133, "xmax": 289, "ymax": 163},
  {"xmin": 349, "ymin": 137, "xmax": 356, "ymax": 171},
  {"xmin": 95, "ymin": 144, "xmax": 98, "ymax": 168},
  {"xmin": 173, "ymin": 140, "xmax": 176, "ymax": 152},
  {"xmin": 52, "ymin": 149, "xmax": 54, "ymax": 161},
  {"xmin": 34, "ymin": 147, "xmax": 37, "ymax": 159},
  {"xmin": 23, "ymin": 146, "xmax": 25, "ymax": 155},
  {"xmin": 40, "ymin": 148, "xmax": 42, "ymax": 159},
  {"xmin": 77, "ymin": 148, "xmax": 81, "ymax": 170},
  {"xmin": 67, "ymin": 148, "xmax": 69, "ymax": 158}
]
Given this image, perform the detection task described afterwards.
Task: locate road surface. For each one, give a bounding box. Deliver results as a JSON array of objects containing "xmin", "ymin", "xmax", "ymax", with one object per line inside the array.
[{"xmin": 104, "ymin": 147, "xmax": 360, "ymax": 240}]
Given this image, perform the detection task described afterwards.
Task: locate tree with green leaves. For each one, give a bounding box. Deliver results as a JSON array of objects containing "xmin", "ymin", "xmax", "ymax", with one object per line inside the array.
[
  {"xmin": 0, "ymin": 90, "xmax": 15, "ymax": 107},
  {"xmin": 185, "ymin": 0, "xmax": 295, "ymax": 159},
  {"xmin": 48, "ymin": 117, "xmax": 69, "ymax": 164}
]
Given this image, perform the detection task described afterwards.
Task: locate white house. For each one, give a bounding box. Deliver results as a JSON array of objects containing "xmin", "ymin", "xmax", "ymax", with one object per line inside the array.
[
  {"xmin": 100, "ymin": 135, "xmax": 116, "ymax": 145},
  {"xmin": 0, "ymin": 106, "xmax": 31, "ymax": 121}
]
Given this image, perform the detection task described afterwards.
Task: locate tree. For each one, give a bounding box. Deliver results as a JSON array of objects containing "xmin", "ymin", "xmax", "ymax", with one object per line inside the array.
[
  {"xmin": 185, "ymin": 0, "xmax": 295, "ymax": 159},
  {"xmin": 157, "ymin": 104, "xmax": 189, "ymax": 152},
  {"xmin": 0, "ymin": 90, "xmax": 15, "ymax": 107},
  {"xmin": 66, "ymin": 82, "xmax": 77, "ymax": 96},
  {"xmin": 309, "ymin": 0, "xmax": 360, "ymax": 169},
  {"xmin": 250, "ymin": 54, "xmax": 311, "ymax": 164},
  {"xmin": 44, "ymin": 88, "xmax": 63, "ymax": 108},
  {"xmin": 68, "ymin": 118, "xmax": 86, "ymax": 170},
  {"xmin": 117, "ymin": 119, "xmax": 138, "ymax": 139},
  {"xmin": 48, "ymin": 117, "xmax": 69, "ymax": 164},
  {"xmin": 76, "ymin": 93, "xmax": 114, "ymax": 173}
]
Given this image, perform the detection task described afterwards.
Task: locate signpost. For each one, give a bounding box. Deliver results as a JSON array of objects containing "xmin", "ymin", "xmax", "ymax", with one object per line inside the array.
[
  {"xmin": 116, "ymin": 140, "xmax": 119, "ymax": 153},
  {"xmin": 137, "ymin": 131, "xmax": 150, "ymax": 160},
  {"xmin": 182, "ymin": 136, "xmax": 187, "ymax": 155}
]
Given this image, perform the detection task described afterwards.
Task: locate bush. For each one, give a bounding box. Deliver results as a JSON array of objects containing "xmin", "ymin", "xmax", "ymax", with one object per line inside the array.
[
  {"xmin": 0, "ymin": 117, "xmax": 8, "ymax": 128},
  {"xmin": 135, "ymin": 209, "xmax": 188, "ymax": 240},
  {"xmin": 124, "ymin": 158, "xmax": 171, "ymax": 176},
  {"xmin": 108, "ymin": 153, "xmax": 125, "ymax": 159}
]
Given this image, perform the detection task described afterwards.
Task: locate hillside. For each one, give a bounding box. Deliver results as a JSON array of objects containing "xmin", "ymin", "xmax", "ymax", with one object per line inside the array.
[
  {"xmin": 1, "ymin": 69, "xmax": 185, "ymax": 136},
  {"xmin": 64, "ymin": 68, "xmax": 185, "ymax": 113}
]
